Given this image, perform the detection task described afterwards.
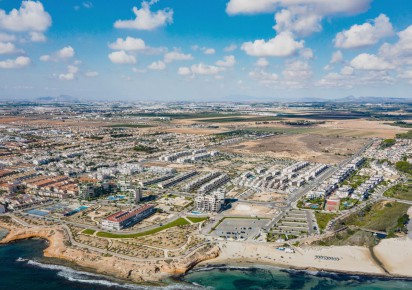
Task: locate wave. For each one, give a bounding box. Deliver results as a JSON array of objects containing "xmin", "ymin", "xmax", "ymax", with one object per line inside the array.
[{"xmin": 23, "ymin": 259, "xmax": 204, "ymax": 289}]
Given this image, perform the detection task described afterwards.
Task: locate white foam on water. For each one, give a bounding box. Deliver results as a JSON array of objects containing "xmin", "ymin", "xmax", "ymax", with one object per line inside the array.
[{"xmin": 24, "ymin": 259, "xmax": 203, "ymax": 289}]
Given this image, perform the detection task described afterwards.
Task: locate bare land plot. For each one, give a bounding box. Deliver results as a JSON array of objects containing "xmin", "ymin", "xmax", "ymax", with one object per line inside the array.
[{"xmin": 222, "ymin": 134, "xmax": 368, "ymax": 164}]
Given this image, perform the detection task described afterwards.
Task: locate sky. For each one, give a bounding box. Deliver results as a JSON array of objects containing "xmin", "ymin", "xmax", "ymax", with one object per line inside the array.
[{"xmin": 0, "ymin": 0, "xmax": 412, "ymax": 101}]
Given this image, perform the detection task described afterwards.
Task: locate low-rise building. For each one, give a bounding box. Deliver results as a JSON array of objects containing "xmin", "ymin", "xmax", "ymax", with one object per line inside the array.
[{"xmin": 102, "ymin": 204, "xmax": 155, "ymax": 230}]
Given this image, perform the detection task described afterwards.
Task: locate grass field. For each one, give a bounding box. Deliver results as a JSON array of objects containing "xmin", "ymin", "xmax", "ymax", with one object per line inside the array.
[
  {"xmin": 96, "ymin": 218, "xmax": 191, "ymax": 238},
  {"xmin": 384, "ymin": 182, "xmax": 412, "ymax": 201},
  {"xmin": 82, "ymin": 229, "xmax": 96, "ymax": 235},
  {"xmin": 186, "ymin": 216, "xmax": 209, "ymax": 223},
  {"xmin": 314, "ymin": 212, "xmax": 337, "ymax": 232}
]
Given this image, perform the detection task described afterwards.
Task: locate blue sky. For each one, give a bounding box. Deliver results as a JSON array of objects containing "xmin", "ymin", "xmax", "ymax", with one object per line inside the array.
[{"xmin": 0, "ymin": 0, "xmax": 412, "ymax": 101}]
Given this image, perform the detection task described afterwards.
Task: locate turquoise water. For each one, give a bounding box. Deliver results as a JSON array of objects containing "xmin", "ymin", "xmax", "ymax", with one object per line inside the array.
[
  {"xmin": 183, "ymin": 265, "xmax": 412, "ymax": 290},
  {"xmin": 1, "ymin": 238, "xmax": 412, "ymax": 290}
]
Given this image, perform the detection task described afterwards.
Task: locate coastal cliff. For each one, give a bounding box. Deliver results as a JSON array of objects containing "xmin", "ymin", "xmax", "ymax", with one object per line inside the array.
[{"xmin": 0, "ymin": 219, "xmax": 220, "ymax": 283}]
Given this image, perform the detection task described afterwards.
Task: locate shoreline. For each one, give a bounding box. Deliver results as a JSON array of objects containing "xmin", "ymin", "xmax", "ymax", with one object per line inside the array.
[
  {"xmin": 0, "ymin": 219, "xmax": 220, "ymax": 284},
  {"xmin": 1, "ymin": 217, "xmax": 411, "ymax": 285},
  {"xmin": 193, "ymin": 260, "xmax": 412, "ymax": 281}
]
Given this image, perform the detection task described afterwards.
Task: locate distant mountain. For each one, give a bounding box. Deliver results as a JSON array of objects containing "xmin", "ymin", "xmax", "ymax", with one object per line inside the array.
[
  {"xmin": 330, "ymin": 96, "xmax": 412, "ymax": 104},
  {"xmin": 36, "ymin": 95, "xmax": 80, "ymax": 103}
]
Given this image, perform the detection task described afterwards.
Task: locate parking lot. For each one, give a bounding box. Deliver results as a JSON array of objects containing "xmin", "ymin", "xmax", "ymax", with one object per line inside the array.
[{"xmin": 212, "ymin": 218, "xmax": 268, "ymax": 241}]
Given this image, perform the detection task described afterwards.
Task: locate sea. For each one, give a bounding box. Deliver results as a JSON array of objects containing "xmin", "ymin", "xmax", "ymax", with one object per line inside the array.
[{"xmin": 0, "ymin": 237, "xmax": 412, "ymax": 290}]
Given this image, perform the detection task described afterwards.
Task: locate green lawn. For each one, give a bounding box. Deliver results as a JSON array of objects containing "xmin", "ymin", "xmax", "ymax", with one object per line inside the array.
[
  {"xmin": 314, "ymin": 212, "xmax": 337, "ymax": 232},
  {"xmin": 384, "ymin": 182, "xmax": 412, "ymax": 201},
  {"xmin": 95, "ymin": 218, "xmax": 191, "ymax": 238},
  {"xmin": 186, "ymin": 216, "xmax": 209, "ymax": 223},
  {"xmin": 82, "ymin": 229, "xmax": 96, "ymax": 235}
]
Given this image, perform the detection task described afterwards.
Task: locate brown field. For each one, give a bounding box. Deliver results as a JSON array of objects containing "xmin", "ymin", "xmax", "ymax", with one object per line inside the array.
[{"xmin": 222, "ymin": 133, "xmax": 368, "ymax": 164}]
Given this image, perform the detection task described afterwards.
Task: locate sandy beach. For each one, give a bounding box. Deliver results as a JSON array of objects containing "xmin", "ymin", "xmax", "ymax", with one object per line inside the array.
[{"xmin": 199, "ymin": 237, "xmax": 412, "ymax": 278}]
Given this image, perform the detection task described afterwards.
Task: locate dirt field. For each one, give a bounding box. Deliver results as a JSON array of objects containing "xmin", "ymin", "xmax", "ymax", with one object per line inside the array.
[
  {"xmin": 222, "ymin": 134, "xmax": 368, "ymax": 164},
  {"xmin": 225, "ymin": 203, "xmax": 278, "ymax": 216}
]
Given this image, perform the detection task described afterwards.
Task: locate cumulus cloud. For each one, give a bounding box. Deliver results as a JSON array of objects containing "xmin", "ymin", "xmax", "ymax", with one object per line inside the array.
[
  {"xmin": 224, "ymin": 44, "xmax": 237, "ymax": 52},
  {"xmin": 40, "ymin": 46, "xmax": 75, "ymax": 62},
  {"xmin": 178, "ymin": 63, "xmax": 224, "ymax": 76},
  {"xmin": 0, "ymin": 33, "xmax": 16, "ymax": 42},
  {"xmin": 0, "ymin": 56, "xmax": 31, "ymax": 69},
  {"xmin": 59, "ymin": 65, "xmax": 79, "ymax": 80},
  {"xmin": 0, "ymin": 1, "xmax": 52, "ymax": 32},
  {"xmin": 379, "ymin": 25, "xmax": 412, "ymax": 65},
  {"xmin": 350, "ymin": 53, "xmax": 394, "ymax": 70},
  {"xmin": 114, "ymin": 1, "xmax": 173, "ymax": 30},
  {"xmin": 274, "ymin": 6, "xmax": 322, "ymax": 36},
  {"xmin": 241, "ymin": 32, "xmax": 304, "ymax": 57},
  {"xmin": 0, "ymin": 42, "xmax": 21, "ymax": 54},
  {"xmin": 148, "ymin": 60, "xmax": 166, "ymax": 70},
  {"xmin": 249, "ymin": 70, "xmax": 279, "ymax": 84},
  {"xmin": 178, "ymin": 67, "xmax": 191, "ymax": 76},
  {"xmin": 226, "ymin": 0, "xmax": 372, "ymax": 16},
  {"xmin": 255, "ymin": 57, "xmax": 269, "ymax": 67},
  {"xmin": 334, "ymin": 14, "xmax": 394, "ymax": 49},
  {"xmin": 215, "ymin": 55, "xmax": 236, "ymax": 67},
  {"xmin": 108, "ymin": 37, "xmax": 146, "ymax": 51},
  {"xmin": 202, "ymin": 47, "xmax": 215, "ymax": 55},
  {"xmin": 283, "ymin": 59, "xmax": 312, "ymax": 80},
  {"xmin": 29, "ymin": 31, "xmax": 46, "ymax": 42},
  {"xmin": 164, "ymin": 51, "xmax": 193, "ymax": 63},
  {"xmin": 108, "ymin": 50, "xmax": 137, "ymax": 64},
  {"xmin": 330, "ymin": 50, "xmax": 343, "ymax": 64}
]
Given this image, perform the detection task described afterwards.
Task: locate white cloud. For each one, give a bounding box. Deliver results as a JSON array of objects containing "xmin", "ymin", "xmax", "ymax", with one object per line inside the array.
[
  {"xmin": 241, "ymin": 32, "xmax": 304, "ymax": 57},
  {"xmin": 0, "ymin": 1, "xmax": 52, "ymax": 32},
  {"xmin": 83, "ymin": 1, "xmax": 93, "ymax": 9},
  {"xmin": 224, "ymin": 44, "xmax": 237, "ymax": 52},
  {"xmin": 274, "ymin": 6, "xmax": 322, "ymax": 37},
  {"xmin": 114, "ymin": 1, "xmax": 173, "ymax": 30},
  {"xmin": 226, "ymin": 0, "xmax": 372, "ymax": 16},
  {"xmin": 255, "ymin": 57, "xmax": 269, "ymax": 67},
  {"xmin": 0, "ymin": 42, "xmax": 21, "ymax": 54},
  {"xmin": 216, "ymin": 55, "xmax": 236, "ymax": 67},
  {"xmin": 164, "ymin": 51, "xmax": 193, "ymax": 63},
  {"xmin": 29, "ymin": 31, "xmax": 46, "ymax": 42},
  {"xmin": 58, "ymin": 65, "xmax": 79, "ymax": 81},
  {"xmin": 0, "ymin": 56, "xmax": 31, "ymax": 69},
  {"xmin": 57, "ymin": 46, "xmax": 75, "ymax": 58},
  {"xmin": 108, "ymin": 50, "xmax": 137, "ymax": 64},
  {"xmin": 84, "ymin": 71, "xmax": 98, "ymax": 77},
  {"xmin": 249, "ymin": 70, "xmax": 279, "ymax": 84},
  {"xmin": 178, "ymin": 63, "xmax": 224, "ymax": 76},
  {"xmin": 148, "ymin": 60, "xmax": 166, "ymax": 70},
  {"xmin": 334, "ymin": 14, "xmax": 393, "ymax": 49},
  {"xmin": 283, "ymin": 59, "xmax": 312, "ymax": 80},
  {"xmin": 341, "ymin": 66, "xmax": 354, "ymax": 75},
  {"xmin": 300, "ymin": 48, "xmax": 314, "ymax": 59},
  {"xmin": 178, "ymin": 67, "xmax": 191, "ymax": 76},
  {"xmin": 379, "ymin": 25, "xmax": 412, "ymax": 65},
  {"xmin": 350, "ymin": 53, "xmax": 394, "ymax": 70},
  {"xmin": 108, "ymin": 37, "xmax": 146, "ymax": 51},
  {"xmin": 41, "ymin": 46, "xmax": 75, "ymax": 62},
  {"xmin": 202, "ymin": 48, "xmax": 215, "ymax": 55},
  {"xmin": 330, "ymin": 50, "xmax": 343, "ymax": 63},
  {"xmin": 0, "ymin": 33, "xmax": 15, "ymax": 42},
  {"xmin": 191, "ymin": 63, "xmax": 223, "ymax": 75}
]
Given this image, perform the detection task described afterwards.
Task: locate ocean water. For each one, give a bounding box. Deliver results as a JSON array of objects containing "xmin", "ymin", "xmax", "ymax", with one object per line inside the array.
[{"xmin": 1, "ymin": 239, "xmax": 412, "ymax": 290}]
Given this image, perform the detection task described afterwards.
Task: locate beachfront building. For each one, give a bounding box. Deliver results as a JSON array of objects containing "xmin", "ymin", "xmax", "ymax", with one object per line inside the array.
[{"xmin": 102, "ymin": 204, "xmax": 155, "ymax": 230}]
